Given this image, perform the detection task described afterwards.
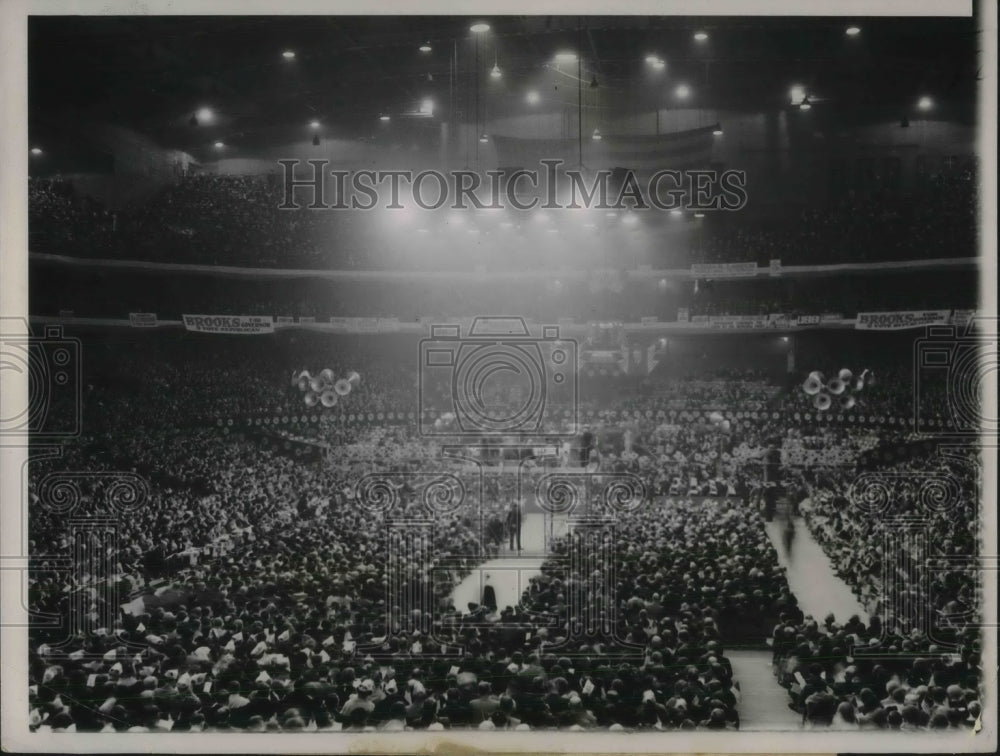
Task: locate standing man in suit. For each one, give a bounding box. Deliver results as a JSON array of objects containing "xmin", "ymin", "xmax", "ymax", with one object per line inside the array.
[{"xmin": 506, "ymin": 501, "xmax": 522, "ymax": 553}]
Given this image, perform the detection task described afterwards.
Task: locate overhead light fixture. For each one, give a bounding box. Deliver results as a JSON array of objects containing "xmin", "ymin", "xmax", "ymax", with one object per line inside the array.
[
  {"xmin": 479, "ymin": 133, "xmax": 489, "ymax": 143},
  {"xmin": 282, "ymin": 50, "xmax": 296, "ymax": 60},
  {"xmin": 918, "ymin": 96, "xmax": 933, "ymax": 111},
  {"xmin": 789, "ymin": 85, "xmax": 805, "ymax": 105},
  {"xmin": 645, "ymin": 55, "xmax": 660, "ymax": 64},
  {"xmin": 309, "ymin": 120, "xmax": 320, "ymax": 129},
  {"xmin": 590, "ymin": 75, "xmax": 599, "ymax": 88},
  {"xmin": 675, "ymin": 84, "xmax": 690, "ymax": 99},
  {"xmin": 196, "ymin": 107, "xmax": 214, "ymax": 123},
  {"xmin": 651, "ymin": 59, "xmax": 666, "ymax": 70},
  {"xmin": 845, "ymin": 25, "xmax": 861, "ymax": 36},
  {"xmin": 799, "ymin": 97, "xmax": 812, "ymax": 111},
  {"xmin": 526, "ymin": 90, "xmax": 540, "ymax": 105},
  {"xmin": 30, "ymin": 147, "xmax": 42, "ymax": 155},
  {"xmin": 490, "ymin": 63, "xmax": 502, "ymax": 79},
  {"xmin": 419, "ymin": 41, "xmax": 432, "ymax": 52},
  {"xmin": 554, "ymin": 51, "xmax": 577, "ymax": 63},
  {"xmin": 592, "ymin": 128, "xmax": 602, "ymax": 141},
  {"xmin": 214, "ymin": 141, "xmax": 224, "ymax": 148},
  {"xmin": 470, "ymin": 22, "xmax": 490, "ymax": 33},
  {"xmin": 312, "ymin": 134, "xmax": 320, "ymax": 146},
  {"xmin": 694, "ymin": 211, "xmax": 705, "ymax": 218},
  {"xmin": 379, "ymin": 113, "xmax": 391, "ymax": 122},
  {"xmin": 712, "ymin": 123, "xmax": 723, "ymax": 136},
  {"xmin": 694, "ymin": 31, "xmax": 709, "ymax": 41},
  {"xmin": 670, "ymin": 208, "xmax": 683, "ymax": 217},
  {"xmin": 419, "ymin": 98, "xmax": 434, "ymax": 115}
]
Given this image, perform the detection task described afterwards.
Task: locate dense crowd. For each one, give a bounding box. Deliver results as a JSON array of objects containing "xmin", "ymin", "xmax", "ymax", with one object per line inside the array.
[
  {"xmin": 30, "ymin": 162, "xmax": 976, "ymax": 271},
  {"xmin": 26, "ymin": 334, "xmax": 982, "ymax": 734}
]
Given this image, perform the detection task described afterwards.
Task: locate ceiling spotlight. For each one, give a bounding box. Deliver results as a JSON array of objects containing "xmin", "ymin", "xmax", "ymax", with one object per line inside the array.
[
  {"xmin": 379, "ymin": 113, "xmax": 391, "ymax": 122},
  {"xmin": 799, "ymin": 97, "xmax": 812, "ymax": 111},
  {"xmin": 526, "ymin": 90, "xmax": 540, "ymax": 105},
  {"xmin": 670, "ymin": 208, "xmax": 683, "ymax": 217},
  {"xmin": 214, "ymin": 141, "xmax": 224, "ymax": 148},
  {"xmin": 694, "ymin": 211, "xmax": 705, "ymax": 218},
  {"xmin": 845, "ymin": 25, "xmax": 861, "ymax": 36},
  {"xmin": 312, "ymin": 134, "xmax": 320, "ymax": 146},
  {"xmin": 675, "ymin": 84, "xmax": 690, "ymax": 99},
  {"xmin": 470, "ymin": 22, "xmax": 491, "ymax": 33},
  {"xmin": 419, "ymin": 98, "xmax": 434, "ymax": 115},
  {"xmin": 282, "ymin": 50, "xmax": 296, "ymax": 60},
  {"xmin": 490, "ymin": 64, "xmax": 502, "ymax": 79},
  {"xmin": 309, "ymin": 120, "xmax": 320, "ymax": 129},
  {"xmin": 651, "ymin": 59, "xmax": 666, "ymax": 70},
  {"xmin": 712, "ymin": 123, "xmax": 723, "ymax": 136},
  {"xmin": 196, "ymin": 107, "xmax": 214, "ymax": 123},
  {"xmin": 918, "ymin": 96, "xmax": 933, "ymax": 111},
  {"xmin": 789, "ymin": 85, "xmax": 805, "ymax": 105},
  {"xmin": 479, "ymin": 133, "xmax": 489, "ymax": 143},
  {"xmin": 554, "ymin": 51, "xmax": 578, "ymax": 63},
  {"xmin": 30, "ymin": 147, "xmax": 43, "ymax": 156},
  {"xmin": 419, "ymin": 41, "xmax": 432, "ymax": 52},
  {"xmin": 590, "ymin": 75, "xmax": 599, "ymax": 88},
  {"xmin": 694, "ymin": 31, "xmax": 709, "ymax": 41},
  {"xmin": 645, "ymin": 55, "xmax": 660, "ymax": 64},
  {"xmin": 592, "ymin": 128, "xmax": 602, "ymax": 141}
]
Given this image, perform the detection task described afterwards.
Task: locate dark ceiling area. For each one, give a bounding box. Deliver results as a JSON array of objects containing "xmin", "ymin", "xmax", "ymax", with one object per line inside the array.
[{"xmin": 29, "ymin": 14, "xmax": 979, "ymax": 159}]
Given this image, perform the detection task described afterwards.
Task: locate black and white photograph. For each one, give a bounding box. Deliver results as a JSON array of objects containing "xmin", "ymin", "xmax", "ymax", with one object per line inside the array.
[{"xmin": 0, "ymin": 0, "xmax": 996, "ymax": 752}]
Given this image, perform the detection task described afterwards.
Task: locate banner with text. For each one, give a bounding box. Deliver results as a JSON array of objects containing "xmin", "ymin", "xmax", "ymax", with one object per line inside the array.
[
  {"xmin": 709, "ymin": 314, "xmax": 770, "ymax": 329},
  {"xmin": 855, "ymin": 310, "xmax": 951, "ymax": 331},
  {"xmin": 182, "ymin": 314, "xmax": 275, "ymax": 335},
  {"xmin": 129, "ymin": 312, "xmax": 158, "ymax": 328},
  {"xmin": 690, "ymin": 262, "xmax": 758, "ymax": 279}
]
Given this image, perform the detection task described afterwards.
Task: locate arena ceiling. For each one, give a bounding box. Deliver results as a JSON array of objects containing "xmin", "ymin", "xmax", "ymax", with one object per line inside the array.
[{"xmin": 29, "ymin": 14, "xmax": 979, "ymax": 161}]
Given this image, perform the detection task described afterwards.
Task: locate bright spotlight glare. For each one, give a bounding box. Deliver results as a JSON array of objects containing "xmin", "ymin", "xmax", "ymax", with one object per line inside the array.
[
  {"xmin": 670, "ymin": 208, "xmax": 683, "ymax": 217},
  {"xmin": 846, "ymin": 26, "xmax": 861, "ymax": 36},
  {"xmin": 30, "ymin": 147, "xmax": 43, "ymax": 155},
  {"xmin": 918, "ymin": 96, "xmax": 933, "ymax": 111},
  {"xmin": 214, "ymin": 141, "xmax": 224, "ymax": 148},
  {"xmin": 526, "ymin": 90, "xmax": 540, "ymax": 105},
  {"xmin": 694, "ymin": 31, "xmax": 709, "ymax": 41},
  {"xmin": 282, "ymin": 50, "xmax": 296, "ymax": 59},
  {"xmin": 470, "ymin": 22, "xmax": 491, "ymax": 33},
  {"xmin": 789, "ymin": 85, "xmax": 805, "ymax": 105},
  {"xmin": 554, "ymin": 51, "xmax": 578, "ymax": 63},
  {"xmin": 651, "ymin": 60, "xmax": 666, "ymax": 70},
  {"xmin": 420, "ymin": 99, "xmax": 434, "ymax": 115},
  {"xmin": 196, "ymin": 107, "xmax": 214, "ymax": 122},
  {"xmin": 419, "ymin": 42, "xmax": 432, "ymax": 52},
  {"xmin": 675, "ymin": 84, "xmax": 690, "ymax": 99},
  {"xmin": 490, "ymin": 64, "xmax": 502, "ymax": 79},
  {"xmin": 379, "ymin": 114, "xmax": 391, "ymax": 122},
  {"xmin": 309, "ymin": 120, "xmax": 320, "ymax": 129}
]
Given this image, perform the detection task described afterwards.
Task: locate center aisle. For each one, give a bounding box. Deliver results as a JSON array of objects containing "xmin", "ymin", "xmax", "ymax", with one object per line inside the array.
[
  {"xmin": 764, "ymin": 515, "xmax": 870, "ymax": 624},
  {"xmin": 728, "ymin": 650, "xmax": 803, "ymax": 730},
  {"xmin": 449, "ymin": 513, "xmax": 564, "ymax": 612}
]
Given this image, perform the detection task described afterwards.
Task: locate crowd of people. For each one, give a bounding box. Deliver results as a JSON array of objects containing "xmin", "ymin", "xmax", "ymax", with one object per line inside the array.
[
  {"xmin": 30, "ymin": 161, "xmax": 976, "ymax": 272},
  {"xmin": 26, "ymin": 332, "xmax": 983, "ymax": 734}
]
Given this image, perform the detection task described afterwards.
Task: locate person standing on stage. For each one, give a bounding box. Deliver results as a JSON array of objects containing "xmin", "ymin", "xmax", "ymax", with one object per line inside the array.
[{"xmin": 506, "ymin": 501, "xmax": 522, "ymax": 552}]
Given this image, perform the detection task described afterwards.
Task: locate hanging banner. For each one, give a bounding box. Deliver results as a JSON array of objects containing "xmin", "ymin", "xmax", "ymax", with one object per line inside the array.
[
  {"xmin": 820, "ymin": 313, "xmax": 845, "ymax": 323},
  {"xmin": 690, "ymin": 262, "xmax": 758, "ymax": 279},
  {"xmin": 275, "ymin": 316, "xmax": 294, "ymax": 325},
  {"xmin": 769, "ymin": 259, "xmax": 782, "ymax": 277},
  {"xmin": 129, "ymin": 312, "xmax": 158, "ymax": 328},
  {"xmin": 677, "ymin": 307, "xmax": 690, "ymax": 323},
  {"xmin": 182, "ymin": 314, "xmax": 275, "ymax": 335},
  {"xmin": 709, "ymin": 314, "xmax": 770, "ymax": 329},
  {"xmin": 796, "ymin": 315, "xmax": 821, "ymax": 326},
  {"xmin": 855, "ymin": 310, "xmax": 951, "ymax": 331},
  {"xmin": 951, "ymin": 309, "xmax": 977, "ymax": 327},
  {"xmin": 299, "ymin": 316, "xmax": 316, "ymax": 324}
]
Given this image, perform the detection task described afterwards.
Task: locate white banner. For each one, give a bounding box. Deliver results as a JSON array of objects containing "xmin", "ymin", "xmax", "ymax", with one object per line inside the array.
[
  {"xmin": 690, "ymin": 262, "xmax": 758, "ymax": 279},
  {"xmin": 299, "ymin": 316, "xmax": 316, "ymax": 324},
  {"xmin": 640, "ymin": 316, "xmax": 659, "ymax": 326},
  {"xmin": 275, "ymin": 316, "xmax": 294, "ymax": 325},
  {"xmin": 182, "ymin": 314, "xmax": 275, "ymax": 334},
  {"xmin": 677, "ymin": 307, "xmax": 689, "ymax": 323},
  {"xmin": 796, "ymin": 314, "xmax": 821, "ymax": 326},
  {"xmin": 709, "ymin": 314, "xmax": 769, "ymax": 329},
  {"xmin": 951, "ymin": 309, "xmax": 977, "ymax": 327},
  {"xmin": 855, "ymin": 310, "xmax": 951, "ymax": 331},
  {"xmin": 769, "ymin": 259, "xmax": 782, "ymax": 277},
  {"xmin": 820, "ymin": 313, "xmax": 845, "ymax": 323},
  {"xmin": 129, "ymin": 312, "xmax": 157, "ymax": 328}
]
